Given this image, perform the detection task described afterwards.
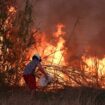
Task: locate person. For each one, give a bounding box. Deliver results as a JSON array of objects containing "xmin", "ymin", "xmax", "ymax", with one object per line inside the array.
[{"xmin": 23, "ymin": 54, "xmax": 48, "ymax": 95}]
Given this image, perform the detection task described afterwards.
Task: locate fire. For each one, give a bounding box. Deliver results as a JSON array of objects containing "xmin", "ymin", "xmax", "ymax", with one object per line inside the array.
[
  {"xmin": 25, "ymin": 23, "xmax": 66, "ymax": 88},
  {"xmin": 82, "ymin": 56, "xmax": 105, "ymax": 75},
  {"xmin": 52, "ymin": 24, "xmax": 65, "ymax": 65},
  {"xmin": 26, "ymin": 23, "xmax": 105, "ymax": 88},
  {"xmin": 27, "ymin": 23, "xmax": 66, "ymax": 66},
  {"xmin": 8, "ymin": 6, "xmax": 16, "ymax": 14},
  {"xmin": 54, "ymin": 24, "xmax": 65, "ymax": 37},
  {"xmin": 3, "ymin": 6, "xmax": 16, "ymax": 30}
]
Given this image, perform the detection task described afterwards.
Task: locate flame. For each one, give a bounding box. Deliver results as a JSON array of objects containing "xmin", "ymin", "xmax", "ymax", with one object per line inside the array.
[
  {"xmin": 27, "ymin": 23, "xmax": 66, "ymax": 66},
  {"xmin": 8, "ymin": 6, "xmax": 16, "ymax": 14},
  {"xmin": 82, "ymin": 56, "xmax": 105, "ymax": 75},
  {"xmin": 24, "ymin": 23, "xmax": 66, "ymax": 88},
  {"xmin": 3, "ymin": 6, "xmax": 16, "ymax": 31},
  {"xmin": 26, "ymin": 23, "xmax": 105, "ymax": 88},
  {"xmin": 52, "ymin": 24, "xmax": 65, "ymax": 65}
]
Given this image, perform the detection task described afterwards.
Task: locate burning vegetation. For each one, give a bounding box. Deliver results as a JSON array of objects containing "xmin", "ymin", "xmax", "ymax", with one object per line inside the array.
[{"xmin": 0, "ymin": 0, "xmax": 105, "ymax": 91}]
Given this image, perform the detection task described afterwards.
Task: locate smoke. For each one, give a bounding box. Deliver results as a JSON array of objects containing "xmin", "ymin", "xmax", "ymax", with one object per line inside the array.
[{"xmin": 17, "ymin": 0, "xmax": 105, "ymax": 64}]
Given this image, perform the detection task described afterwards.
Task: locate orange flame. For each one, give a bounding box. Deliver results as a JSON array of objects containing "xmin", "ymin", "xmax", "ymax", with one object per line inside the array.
[
  {"xmin": 26, "ymin": 23, "xmax": 66, "ymax": 66},
  {"xmin": 52, "ymin": 24, "xmax": 65, "ymax": 65},
  {"xmin": 82, "ymin": 56, "xmax": 105, "ymax": 75},
  {"xmin": 8, "ymin": 6, "xmax": 16, "ymax": 14}
]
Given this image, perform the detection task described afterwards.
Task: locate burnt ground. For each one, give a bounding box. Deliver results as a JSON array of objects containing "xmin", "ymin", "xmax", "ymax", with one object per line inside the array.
[{"xmin": 0, "ymin": 86, "xmax": 105, "ymax": 105}]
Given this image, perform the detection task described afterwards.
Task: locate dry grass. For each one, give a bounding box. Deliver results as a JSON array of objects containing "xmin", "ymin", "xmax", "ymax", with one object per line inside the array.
[{"xmin": 0, "ymin": 86, "xmax": 105, "ymax": 105}]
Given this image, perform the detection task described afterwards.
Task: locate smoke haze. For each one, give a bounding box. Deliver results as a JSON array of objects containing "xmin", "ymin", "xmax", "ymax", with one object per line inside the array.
[{"xmin": 17, "ymin": 0, "xmax": 105, "ymax": 64}]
